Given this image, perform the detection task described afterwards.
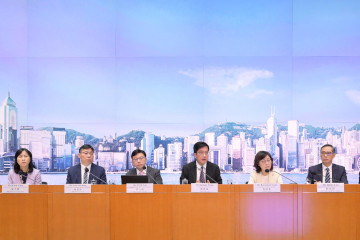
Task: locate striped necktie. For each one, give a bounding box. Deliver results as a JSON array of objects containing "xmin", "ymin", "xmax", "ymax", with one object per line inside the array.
[
  {"xmin": 83, "ymin": 168, "xmax": 89, "ymax": 184},
  {"xmin": 200, "ymin": 166, "xmax": 205, "ymax": 183},
  {"xmin": 325, "ymin": 168, "xmax": 330, "ymax": 183}
]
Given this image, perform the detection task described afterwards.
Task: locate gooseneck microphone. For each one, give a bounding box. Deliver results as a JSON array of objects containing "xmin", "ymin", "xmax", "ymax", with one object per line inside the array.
[
  {"xmin": 85, "ymin": 168, "xmax": 107, "ymax": 184},
  {"xmin": 142, "ymin": 166, "xmax": 159, "ymax": 184},
  {"xmin": 205, "ymin": 172, "xmax": 219, "ymax": 184},
  {"xmin": 265, "ymin": 169, "xmax": 298, "ymax": 184},
  {"xmin": 18, "ymin": 170, "xmax": 42, "ymax": 185}
]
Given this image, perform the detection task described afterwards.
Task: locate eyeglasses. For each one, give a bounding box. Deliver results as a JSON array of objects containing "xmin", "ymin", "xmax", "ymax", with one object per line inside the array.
[
  {"xmin": 196, "ymin": 151, "xmax": 209, "ymax": 156},
  {"xmin": 81, "ymin": 151, "xmax": 94, "ymax": 156},
  {"xmin": 133, "ymin": 156, "xmax": 146, "ymax": 161},
  {"xmin": 259, "ymin": 159, "xmax": 272, "ymax": 164},
  {"xmin": 321, "ymin": 151, "xmax": 333, "ymax": 156}
]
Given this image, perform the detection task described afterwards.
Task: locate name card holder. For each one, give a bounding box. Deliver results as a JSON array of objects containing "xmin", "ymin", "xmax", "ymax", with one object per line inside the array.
[
  {"xmin": 253, "ymin": 183, "xmax": 281, "ymax": 193},
  {"xmin": 126, "ymin": 183, "xmax": 154, "ymax": 193},
  {"xmin": 65, "ymin": 184, "xmax": 92, "ymax": 194},
  {"xmin": 191, "ymin": 183, "xmax": 218, "ymax": 193},
  {"xmin": 2, "ymin": 184, "xmax": 29, "ymax": 194},
  {"xmin": 317, "ymin": 183, "xmax": 344, "ymax": 193}
]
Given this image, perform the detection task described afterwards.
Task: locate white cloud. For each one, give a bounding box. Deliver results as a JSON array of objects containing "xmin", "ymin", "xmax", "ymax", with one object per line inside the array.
[
  {"xmin": 245, "ymin": 89, "xmax": 274, "ymax": 99},
  {"xmin": 179, "ymin": 66, "xmax": 274, "ymax": 95},
  {"xmin": 345, "ymin": 90, "xmax": 360, "ymax": 105}
]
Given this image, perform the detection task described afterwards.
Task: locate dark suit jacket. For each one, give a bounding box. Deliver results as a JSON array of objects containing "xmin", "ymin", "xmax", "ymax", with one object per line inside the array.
[
  {"xmin": 180, "ymin": 161, "xmax": 222, "ymax": 184},
  {"xmin": 307, "ymin": 163, "xmax": 348, "ymax": 184},
  {"xmin": 126, "ymin": 166, "xmax": 163, "ymax": 184},
  {"xmin": 66, "ymin": 163, "xmax": 107, "ymax": 184}
]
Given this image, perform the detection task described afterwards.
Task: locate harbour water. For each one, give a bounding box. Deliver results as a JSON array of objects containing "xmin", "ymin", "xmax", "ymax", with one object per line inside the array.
[{"xmin": 0, "ymin": 173, "xmax": 359, "ymax": 185}]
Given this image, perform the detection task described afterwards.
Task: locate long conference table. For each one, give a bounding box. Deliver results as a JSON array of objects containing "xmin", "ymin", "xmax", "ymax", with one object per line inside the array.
[{"xmin": 0, "ymin": 184, "xmax": 359, "ymax": 240}]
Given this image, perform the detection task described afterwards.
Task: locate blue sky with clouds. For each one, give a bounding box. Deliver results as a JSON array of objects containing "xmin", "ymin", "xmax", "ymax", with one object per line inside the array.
[{"xmin": 0, "ymin": 0, "xmax": 359, "ymax": 137}]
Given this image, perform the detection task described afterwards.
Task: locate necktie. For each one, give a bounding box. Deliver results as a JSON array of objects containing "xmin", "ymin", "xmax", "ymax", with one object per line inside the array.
[
  {"xmin": 83, "ymin": 168, "xmax": 88, "ymax": 184},
  {"xmin": 139, "ymin": 171, "xmax": 144, "ymax": 175},
  {"xmin": 325, "ymin": 168, "xmax": 330, "ymax": 183},
  {"xmin": 200, "ymin": 166, "xmax": 205, "ymax": 183}
]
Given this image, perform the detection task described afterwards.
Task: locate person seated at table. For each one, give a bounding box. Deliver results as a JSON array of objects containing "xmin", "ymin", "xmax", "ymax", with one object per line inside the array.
[
  {"xmin": 248, "ymin": 151, "xmax": 283, "ymax": 184},
  {"xmin": 180, "ymin": 141, "xmax": 222, "ymax": 184},
  {"xmin": 307, "ymin": 144, "xmax": 348, "ymax": 184},
  {"xmin": 126, "ymin": 149, "xmax": 163, "ymax": 184},
  {"xmin": 66, "ymin": 144, "xmax": 107, "ymax": 184},
  {"xmin": 8, "ymin": 148, "xmax": 42, "ymax": 184}
]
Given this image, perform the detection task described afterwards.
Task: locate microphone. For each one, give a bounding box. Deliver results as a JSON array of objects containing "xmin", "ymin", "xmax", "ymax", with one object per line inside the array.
[
  {"xmin": 205, "ymin": 172, "xmax": 219, "ymax": 184},
  {"xmin": 265, "ymin": 169, "xmax": 297, "ymax": 184},
  {"xmin": 85, "ymin": 168, "xmax": 107, "ymax": 185},
  {"xmin": 181, "ymin": 178, "xmax": 189, "ymax": 184},
  {"xmin": 142, "ymin": 166, "xmax": 159, "ymax": 184},
  {"xmin": 18, "ymin": 170, "xmax": 42, "ymax": 185}
]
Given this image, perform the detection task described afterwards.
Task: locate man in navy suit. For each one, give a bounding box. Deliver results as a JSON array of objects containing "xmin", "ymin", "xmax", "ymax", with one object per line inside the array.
[
  {"xmin": 66, "ymin": 144, "xmax": 107, "ymax": 184},
  {"xmin": 306, "ymin": 144, "xmax": 348, "ymax": 184},
  {"xmin": 180, "ymin": 141, "xmax": 222, "ymax": 184}
]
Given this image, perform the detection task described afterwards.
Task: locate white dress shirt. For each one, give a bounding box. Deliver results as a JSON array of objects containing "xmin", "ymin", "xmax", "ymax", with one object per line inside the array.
[
  {"xmin": 322, "ymin": 164, "xmax": 333, "ymax": 183},
  {"xmin": 136, "ymin": 166, "xmax": 146, "ymax": 175},
  {"xmin": 196, "ymin": 161, "xmax": 207, "ymax": 182},
  {"xmin": 81, "ymin": 163, "xmax": 92, "ymax": 184}
]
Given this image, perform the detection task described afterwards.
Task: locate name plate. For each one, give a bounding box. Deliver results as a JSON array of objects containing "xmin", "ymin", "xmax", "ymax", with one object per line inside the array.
[
  {"xmin": 126, "ymin": 183, "xmax": 153, "ymax": 193},
  {"xmin": 254, "ymin": 183, "xmax": 281, "ymax": 193},
  {"xmin": 191, "ymin": 183, "xmax": 218, "ymax": 193},
  {"xmin": 2, "ymin": 184, "xmax": 29, "ymax": 194},
  {"xmin": 65, "ymin": 184, "xmax": 91, "ymax": 194},
  {"xmin": 317, "ymin": 183, "xmax": 344, "ymax": 193}
]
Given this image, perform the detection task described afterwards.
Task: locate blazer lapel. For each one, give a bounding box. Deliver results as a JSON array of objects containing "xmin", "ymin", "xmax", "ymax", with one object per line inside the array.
[
  {"xmin": 146, "ymin": 167, "xmax": 153, "ymax": 183},
  {"xmin": 191, "ymin": 162, "xmax": 197, "ymax": 183},
  {"xmin": 76, "ymin": 164, "xmax": 82, "ymax": 183},
  {"xmin": 205, "ymin": 163, "xmax": 212, "ymax": 182},
  {"xmin": 316, "ymin": 164, "xmax": 322, "ymax": 182},
  {"xmin": 332, "ymin": 164, "xmax": 338, "ymax": 182}
]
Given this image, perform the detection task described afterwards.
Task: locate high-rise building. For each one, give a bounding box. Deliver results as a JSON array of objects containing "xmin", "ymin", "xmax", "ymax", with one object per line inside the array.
[
  {"xmin": 141, "ymin": 132, "xmax": 155, "ymax": 165},
  {"xmin": 184, "ymin": 135, "xmax": 199, "ymax": 164},
  {"xmin": 126, "ymin": 142, "xmax": 136, "ymax": 169},
  {"xmin": 52, "ymin": 128, "xmax": 66, "ymax": 171},
  {"xmin": 287, "ymin": 120, "xmax": 299, "ymax": 170},
  {"xmin": 205, "ymin": 132, "xmax": 215, "ymax": 146},
  {"xmin": 266, "ymin": 107, "xmax": 278, "ymax": 166},
  {"xmin": 0, "ymin": 93, "xmax": 18, "ymax": 153},
  {"xmin": 167, "ymin": 142, "xmax": 182, "ymax": 171},
  {"xmin": 217, "ymin": 134, "xmax": 229, "ymax": 170},
  {"xmin": 20, "ymin": 126, "xmax": 52, "ymax": 171},
  {"xmin": 154, "ymin": 144, "xmax": 165, "ymax": 169},
  {"xmin": 75, "ymin": 136, "xmax": 84, "ymax": 148},
  {"xmin": 231, "ymin": 136, "xmax": 242, "ymax": 170},
  {"xmin": 243, "ymin": 147, "xmax": 255, "ymax": 172}
]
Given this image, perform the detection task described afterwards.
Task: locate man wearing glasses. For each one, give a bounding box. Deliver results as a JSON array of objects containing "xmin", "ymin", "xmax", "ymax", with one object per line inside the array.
[
  {"xmin": 180, "ymin": 141, "xmax": 222, "ymax": 184},
  {"xmin": 66, "ymin": 144, "xmax": 107, "ymax": 184},
  {"xmin": 306, "ymin": 144, "xmax": 348, "ymax": 184},
  {"xmin": 126, "ymin": 149, "xmax": 163, "ymax": 184}
]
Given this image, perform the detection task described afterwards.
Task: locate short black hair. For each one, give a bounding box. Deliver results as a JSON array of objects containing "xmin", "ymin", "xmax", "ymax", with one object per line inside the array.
[
  {"xmin": 79, "ymin": 144, "xmax": 94, "ymax": 153},
  {"xmin": 14, "ymin": 148, "xmax": 36, "ymax": 174},
  {"xmin": 254, "ymin": 151, "xmax": 273, "ymax": 173},
  {"xmin": 131, "ymin": 149, "xmax": 146, "ymax": 158},
  {"xmin": 193, "ymin": 141, "xmax": 209, "ymax": 154},
  {"xmin": 321, "ymin": 144, "xmax": 336, "ymax": 153}
]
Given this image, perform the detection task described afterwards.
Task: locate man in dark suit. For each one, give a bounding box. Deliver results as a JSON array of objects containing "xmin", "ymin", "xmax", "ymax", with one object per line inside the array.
[
  {"xmin": 126, "ymin": 149, "xmax": 163, "ymax": 184},
  {"xmin": 180, "ymin": 141, "xmax": 222, "ymax": 184},
  {"xmin": 66, "ymin": 144, "xmax": 107, "ymax": 184},
  {"xmin": 307, "ymin": 144, "xmax": 348, "ymax": 184}
]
